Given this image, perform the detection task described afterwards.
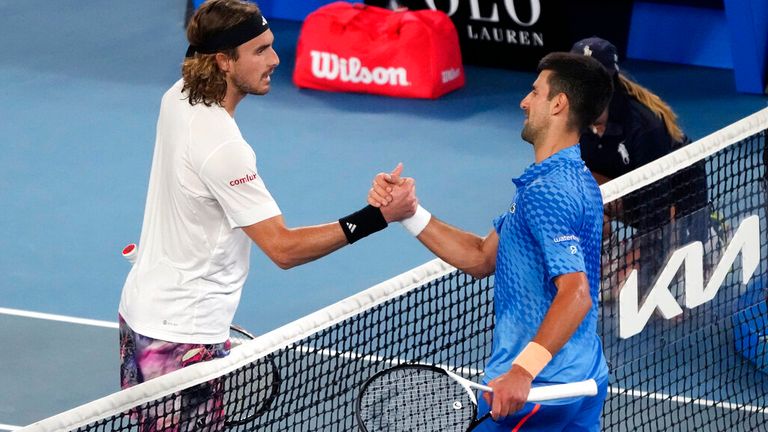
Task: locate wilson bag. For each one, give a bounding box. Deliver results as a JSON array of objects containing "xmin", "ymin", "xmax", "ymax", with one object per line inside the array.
[{"xmin": 293, "ymin": 2, "xmax": 464, "ymax": 99}]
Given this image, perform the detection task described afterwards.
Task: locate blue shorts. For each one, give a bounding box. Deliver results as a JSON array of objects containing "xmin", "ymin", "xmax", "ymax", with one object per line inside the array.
[{"xmin": 473, "ymin": 378, "xmax": 608, "ymax": 432}]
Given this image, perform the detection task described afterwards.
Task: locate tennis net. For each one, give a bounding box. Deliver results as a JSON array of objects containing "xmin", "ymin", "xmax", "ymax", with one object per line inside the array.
[
  {"xmin": 21, "ymin": 107, "xmax": 768, "ymax": 431},
  {"xmin": 598, "ymin": 107, "xmax": 768, "ymax": 431}
]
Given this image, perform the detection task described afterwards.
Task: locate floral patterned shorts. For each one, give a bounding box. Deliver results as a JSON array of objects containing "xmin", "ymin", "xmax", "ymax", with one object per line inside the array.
[{"xmin": 119, "ymin": 315, "xmax": 231, "ymax": 431}]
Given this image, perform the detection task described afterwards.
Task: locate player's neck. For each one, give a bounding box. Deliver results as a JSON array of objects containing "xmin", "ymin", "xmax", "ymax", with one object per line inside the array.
[
  {"xmin": 533, "ymin": 129, "xmax": 580, "ymax": 163},
  {"xmin": 221, "ymin": 88, "xmax": 246, "ymax": 117}
]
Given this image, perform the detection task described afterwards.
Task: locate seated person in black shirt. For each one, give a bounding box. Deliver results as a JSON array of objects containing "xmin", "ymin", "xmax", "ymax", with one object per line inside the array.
[
  {"xmin": 571, "ymin": 37, "xmax": 715, "ymax": 294},
  {"xmin": 571, "ymin": 36, "xmax": 693, "ymax": 184}
]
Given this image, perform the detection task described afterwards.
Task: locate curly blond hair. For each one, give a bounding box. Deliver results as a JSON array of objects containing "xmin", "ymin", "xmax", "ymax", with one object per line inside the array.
[
  {"xmin": 181, "ymin": 0, "xmax": 261, "ymax": 106},
  {"xmin": 618, "ymin": 74, "xmax": 685, "ymax": 143}
]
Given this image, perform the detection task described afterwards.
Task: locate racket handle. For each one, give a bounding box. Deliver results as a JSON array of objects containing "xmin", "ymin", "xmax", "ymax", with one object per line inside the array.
[
  {"xmin": 527, "ymin": 379, "xmax": 597, "ymax": 402},
  {"xmin": 122, "ymin": 243, "xmax": 137, "ymax": 264},
  {"xmin": 477, "ymin": 379, "xmax": 598, "ymax": 401}
]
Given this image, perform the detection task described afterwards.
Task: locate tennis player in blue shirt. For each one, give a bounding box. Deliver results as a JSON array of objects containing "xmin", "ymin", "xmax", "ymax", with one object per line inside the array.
[{"xmin": 370, "ymin": 52, "xmax": 614, "ymax": 431}]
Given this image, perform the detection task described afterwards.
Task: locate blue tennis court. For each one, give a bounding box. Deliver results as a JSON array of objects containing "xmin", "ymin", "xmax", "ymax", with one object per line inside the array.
[{"xmin": 1, "ymin": 1, "xmax": 766, "ymax": 430}]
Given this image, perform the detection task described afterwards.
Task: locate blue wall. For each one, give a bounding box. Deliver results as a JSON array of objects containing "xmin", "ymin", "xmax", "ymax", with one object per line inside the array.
[
  {"xmin": 628, "ymin": 0, "xmax": 767, "ymax": 93},
  {"xmin": 725, "ymin": 0, "xmax": 768, "ymax": 94},
  {"xmin": 259, "ymin": 0, "xmax": 361, "ymax": 21},
  {"xmin": 628, "ymin": 2, "xmax": 732, "ymax": 69},
  {"xmin": 192, "ymin": 0, "xmax": 359, "ymax": 21}
]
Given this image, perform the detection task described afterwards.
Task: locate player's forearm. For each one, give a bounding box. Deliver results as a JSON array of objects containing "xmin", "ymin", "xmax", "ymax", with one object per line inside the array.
[
  {"xmin": 532, "ymin": 274, "xmax": 592, "ymax": 355},
  {"xmin": 270, "ymin": 223, "xmax": 349, "ymax": 269},
  {"xmin": 246, "ymin": 205, "xmax": 392, "ymax": 269},
  {"xmin": 416, "ymin": 218, "xmax": 495, "ymax": 278},
  {"xmin": 244, "ymin": 216, "xmax": 348, "ymax": 269}
]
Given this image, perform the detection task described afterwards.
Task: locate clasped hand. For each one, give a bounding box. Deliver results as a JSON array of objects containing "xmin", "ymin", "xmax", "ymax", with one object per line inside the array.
[{"xmin": 368, "ymin": 163, "xmax": 418, "ymax": 223}]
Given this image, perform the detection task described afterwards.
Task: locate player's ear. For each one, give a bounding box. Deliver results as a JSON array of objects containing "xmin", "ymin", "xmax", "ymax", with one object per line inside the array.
[
  {"xmin": 215, "ymin": 52, "xmax": 232, "ymax": 73},
  {"xmin": 550, "ymin": 92, "xmax": 568, "ymax": 116}
]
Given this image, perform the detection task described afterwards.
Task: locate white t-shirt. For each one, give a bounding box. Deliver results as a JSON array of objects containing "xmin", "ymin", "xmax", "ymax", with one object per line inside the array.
[{"xmin": 119, "ymin": 80, "xmax": 281, "ymax": 344}]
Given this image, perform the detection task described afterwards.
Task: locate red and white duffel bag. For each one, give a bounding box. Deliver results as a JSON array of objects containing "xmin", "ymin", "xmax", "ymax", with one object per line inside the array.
[{"xmin": 293, "ymin": 2, "xmax": 464, "ymax": 99}]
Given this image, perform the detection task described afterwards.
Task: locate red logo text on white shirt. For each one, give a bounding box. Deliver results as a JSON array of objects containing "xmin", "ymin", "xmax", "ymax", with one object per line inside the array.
[{"xmin": 229, "ymin": 173, "xmax": 257, "ymax": 186}]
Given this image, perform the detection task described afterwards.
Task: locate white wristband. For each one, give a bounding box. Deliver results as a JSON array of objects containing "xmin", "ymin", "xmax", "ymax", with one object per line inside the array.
[{"xmin": 400, "ymin": 205, "xmax": 431, "ymax": 236}]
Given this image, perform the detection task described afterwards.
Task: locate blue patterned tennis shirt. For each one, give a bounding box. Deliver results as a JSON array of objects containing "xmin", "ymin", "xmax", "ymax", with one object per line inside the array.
[{"xmin": 485, "ymin": 145, "xmax": 608, "ymax": 396}]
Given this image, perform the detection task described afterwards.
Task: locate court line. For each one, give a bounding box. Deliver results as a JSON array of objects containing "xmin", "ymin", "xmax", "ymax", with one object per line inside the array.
[
  {"xmin": 291, "ymin": 344, "xmax": 483, "ymax": 378},
  {"xmin": 296, "ymin": 345, "xmax": 767, "ymax": 415},
  {"xmin": 0, "ymin": 307, "xmax": 117, "ymax": 329},
  {"xmin": 3, "ymin": 308, "xmax": 765, "ymax": 416},
  {"xmin": 608, "ymin": 386, "xmax": 767, "ymax": 414},
  {"xmin": 0, "ymin": 309, "xmax": 115, "ymax": 429}
]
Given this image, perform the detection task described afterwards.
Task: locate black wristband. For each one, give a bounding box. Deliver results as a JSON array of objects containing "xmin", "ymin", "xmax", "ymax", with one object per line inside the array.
[{"xmin": 339, "ymin": 205, "xmax": 388, "ymax": 244}]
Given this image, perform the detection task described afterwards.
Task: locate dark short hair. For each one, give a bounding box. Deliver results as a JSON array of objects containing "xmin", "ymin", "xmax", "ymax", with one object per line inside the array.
[{"xmin": 537, "ymin": 52, "xmax": 614, "ymax": 133}]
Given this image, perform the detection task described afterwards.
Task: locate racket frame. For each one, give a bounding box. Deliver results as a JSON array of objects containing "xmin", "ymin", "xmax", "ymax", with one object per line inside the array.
[{"xmin": 223, "ymin": 324, "xmax": 282, "ymax": 427}]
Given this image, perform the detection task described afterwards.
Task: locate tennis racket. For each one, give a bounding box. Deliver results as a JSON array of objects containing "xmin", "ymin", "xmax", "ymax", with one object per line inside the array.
[
  {"xmin": 355, "ymin": 364, "xmax": 597, "ymax": 432},
  {"xmin": 224, "ymin": 324, "xmax": 282, "ymax": 427}
]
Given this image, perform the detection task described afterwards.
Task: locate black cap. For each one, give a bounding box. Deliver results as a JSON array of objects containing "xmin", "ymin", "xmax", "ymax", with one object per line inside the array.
[{"xmin": 571, "ymin": 37, "xmax": 619, "ymax": 76}]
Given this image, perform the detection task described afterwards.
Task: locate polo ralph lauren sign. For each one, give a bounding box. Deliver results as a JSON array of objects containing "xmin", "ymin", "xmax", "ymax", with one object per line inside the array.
[{"xmin": 365, "ymin": 0, "xmax": 633, "ymax": 70}]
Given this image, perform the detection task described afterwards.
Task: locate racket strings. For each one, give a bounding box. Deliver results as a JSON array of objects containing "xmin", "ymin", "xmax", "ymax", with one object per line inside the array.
[{"xmin": 358, "ymin": 368, "xmax": 476, "ymax": 431}]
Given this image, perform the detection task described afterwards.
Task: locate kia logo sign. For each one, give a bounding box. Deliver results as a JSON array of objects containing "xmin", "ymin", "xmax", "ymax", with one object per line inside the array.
[{"xmin": 618, "ymin": 215, "xmax": 760, "ymax": 339}]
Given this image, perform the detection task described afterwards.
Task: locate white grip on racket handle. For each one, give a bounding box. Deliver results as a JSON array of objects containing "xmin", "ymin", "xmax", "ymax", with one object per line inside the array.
[
  {"xmin": 477, "ymin": 379, "xmax": 597, "ymax": 402},
  {"xmin": 527, "ymin": 379, "xmax": 597, "ymax": 402}
]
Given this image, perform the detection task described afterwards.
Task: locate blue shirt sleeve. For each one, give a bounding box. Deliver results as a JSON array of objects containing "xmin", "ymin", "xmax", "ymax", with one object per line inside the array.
[
  {"xmin": 493, "ymin": 212, "xmax": 507, "ymax": 234},
  {"xmin": 520, "ymin": 180, "xmax": 587, "ymax": 280}
]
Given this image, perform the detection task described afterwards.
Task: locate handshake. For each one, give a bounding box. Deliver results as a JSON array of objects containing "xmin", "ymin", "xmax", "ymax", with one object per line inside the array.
[
  {"xmin": 367, "ymin": 162, "xmax": 432, "ymax": 238},
  {"xmin": 367, "ymin": 163, "xmax": 417, "ymax": 222}
]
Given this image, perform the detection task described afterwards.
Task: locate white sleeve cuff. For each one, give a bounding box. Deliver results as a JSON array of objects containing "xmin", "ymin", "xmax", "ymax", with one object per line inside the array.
[{"xmin": 400, "ymin": 205, "xmax": 431, "ymax": 236}]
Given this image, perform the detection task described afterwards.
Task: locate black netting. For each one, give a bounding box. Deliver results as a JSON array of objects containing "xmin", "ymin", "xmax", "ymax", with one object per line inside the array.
[
  {"xmin": 73, "ymin": 274, "xmax": 493, "ymax": 431},
  {"xmin": 600, "ymin": 130, "xmax": 768, "ymax": 431}
]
